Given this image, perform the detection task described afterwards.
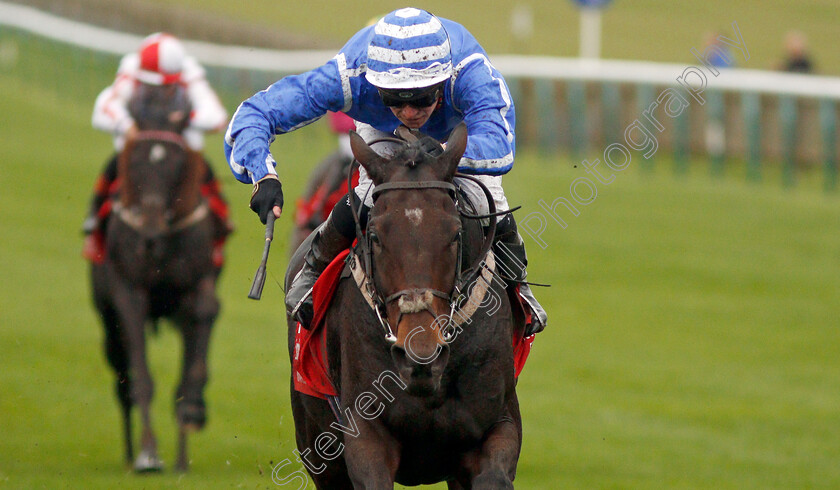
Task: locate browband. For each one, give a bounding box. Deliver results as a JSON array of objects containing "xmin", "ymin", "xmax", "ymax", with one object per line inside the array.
[{"xmin": 371, "ymin": 181, "xmax": 458, "ymax": 201}]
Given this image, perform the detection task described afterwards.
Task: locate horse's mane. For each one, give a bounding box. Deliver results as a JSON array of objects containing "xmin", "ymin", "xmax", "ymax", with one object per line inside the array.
[{"xmin": 381, "ymin": 141, "xmax": 441, "ymax": 181}]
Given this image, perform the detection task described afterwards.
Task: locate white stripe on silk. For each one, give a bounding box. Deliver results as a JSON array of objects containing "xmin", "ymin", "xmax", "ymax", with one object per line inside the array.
[
  {"xmin": 225, "ymin": 104, "xmax": 249, "ymax": 177},
  {"xmin": 279, "ymin": 114, "xmax": 324, "ymax": 133},
  {"xmin": 374, "ymin": 16, "xmax": 443, "ymax": 39},
  {"xmin": 261, "ymin": 154, "xmax": 277, "ymax": 181},
  {"xmin": 333, "ymin": 53, "xmax": 353, "ymax": 111},
  {"xmin": 452, "ymin": 53, "xmax": 514, "ymax": 141},
  {"xmin": 460, "ymin": 151, "xmax": 514, "ymax": 170},
  {"xmin": 229, "ymin": 157, "xmax": 247, "ymax": 178},
  {"xmin": 366, "ymin": 62, "xmax": 452, "ymax": 87},
  {"xmin": 368, "ymin": 38, "xmax": 451, "ymax": 65}
]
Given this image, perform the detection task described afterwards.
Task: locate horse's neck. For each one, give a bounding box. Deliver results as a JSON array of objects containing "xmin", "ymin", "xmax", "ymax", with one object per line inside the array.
[
  {"xmin": 117, "ymin": 139, "xmax": 205, "ymax": 218},
  {"xmin": 172, "ymin": 149, "xmax": 205, "ymax": 218}
]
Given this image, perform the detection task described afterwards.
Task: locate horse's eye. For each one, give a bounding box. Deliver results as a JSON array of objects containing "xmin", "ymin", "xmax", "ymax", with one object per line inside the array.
[{"xmin": 369, "ymin": 232, "xmax": 380, "ymax": 245}]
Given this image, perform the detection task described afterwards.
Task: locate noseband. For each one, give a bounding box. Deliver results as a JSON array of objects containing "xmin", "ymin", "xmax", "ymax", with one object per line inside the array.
[{"xmin": 347, "ymin": 137, "xmax": 502, "ymax": 343}]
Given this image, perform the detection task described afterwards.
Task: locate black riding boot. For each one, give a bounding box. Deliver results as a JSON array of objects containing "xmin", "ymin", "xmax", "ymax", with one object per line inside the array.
[
  {"xmin": 286, "ymin": 212, "xmax": 354, "ymax": 328},
  {"xmin": 494, "ymin": 214, "xmax": 547, "ymax": 336}
]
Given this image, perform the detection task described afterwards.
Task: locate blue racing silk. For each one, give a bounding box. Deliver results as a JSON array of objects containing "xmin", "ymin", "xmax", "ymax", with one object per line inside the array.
[{"xmin": 224, "ymin": 18, "xmax": 516, "ymax": 184}]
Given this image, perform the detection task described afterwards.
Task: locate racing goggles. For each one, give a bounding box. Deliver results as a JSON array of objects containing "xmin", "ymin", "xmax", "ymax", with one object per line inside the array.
[{"xmin": 378, "ymin": 85, "xmax": 441, "ymax": 108}]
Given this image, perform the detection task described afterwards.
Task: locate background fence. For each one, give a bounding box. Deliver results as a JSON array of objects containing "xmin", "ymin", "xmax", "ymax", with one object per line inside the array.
[
  {"xmin": 504, "ymin": 59, "xmax": 840, "ymax": 191},
  {"xmin": 2, "ymin": 0, "xmax": 838, "ymax": 191}
]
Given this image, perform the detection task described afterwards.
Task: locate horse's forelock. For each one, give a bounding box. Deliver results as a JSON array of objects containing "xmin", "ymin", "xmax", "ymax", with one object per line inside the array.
[{"xmin": 385, "ymin": 145, "xmax": 443, "ymax": 182}]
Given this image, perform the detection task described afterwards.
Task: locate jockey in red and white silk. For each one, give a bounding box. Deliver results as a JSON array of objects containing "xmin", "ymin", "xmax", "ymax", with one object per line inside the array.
[
  {"xmin": 84, "ymin": 33, "xmax": 232, "ymax": 266},
  {"xmin": 92, "ymin": 33, "xmax": 228, "ymax": 152}
]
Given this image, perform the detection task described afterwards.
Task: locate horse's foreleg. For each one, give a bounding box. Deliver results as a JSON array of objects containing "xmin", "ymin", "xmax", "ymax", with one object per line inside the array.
[
  {"xmin": 175, "ymin": 319, "xmax": 212, "ymax": 429},
  {"xmin": 100, "ymin": 299, "xmax": 134, "ymax": 465},
  {"xmin": 459, "ymin": 398, "xmax": 522, "ymax": 490},
  {"xmin": 446, "ymin": 479, "xmax": 466, "ymax": 490},
  {"xmin": 175, "ymin": 277, "xmax": 219, "ymax": 471},
  {"xmin": 174, "ymin": 318, "xmax": 211, "ymax": 472},
  {"xmin": 113, "ymin": 287, "xmax": 162, "ymax": 472},
  {"xmin": 343, "ymin": 419, "xmax": 401, "ymax": 490}
]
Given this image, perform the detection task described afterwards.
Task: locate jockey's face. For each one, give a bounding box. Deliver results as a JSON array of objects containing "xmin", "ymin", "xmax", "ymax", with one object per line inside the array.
[
  {"xmin": 389, "ymin": 101, "xmax": 438, "ymax": 129},
  {"xmin": 378, "ymin": 84, "xmax": 442, "ymax": 129}
]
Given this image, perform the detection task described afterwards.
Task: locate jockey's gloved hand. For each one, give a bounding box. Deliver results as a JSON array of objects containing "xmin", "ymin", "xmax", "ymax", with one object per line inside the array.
[
  {"xmin": 418, "ymin": 136, "xmax": 444, "ymax": 157},
  {"xmin": 250, "ymin": 177, "xmax": 284, "ymax": 224}
]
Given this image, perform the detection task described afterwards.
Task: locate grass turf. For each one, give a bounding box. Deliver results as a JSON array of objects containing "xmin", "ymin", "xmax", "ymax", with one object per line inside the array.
[{"xmin": 1, "ymin": 70, "xmax": 839, "ymax": 488}]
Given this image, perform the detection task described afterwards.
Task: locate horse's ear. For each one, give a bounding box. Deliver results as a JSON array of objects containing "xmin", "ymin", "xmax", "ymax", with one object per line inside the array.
[
  {"xmin": 437, "ymin": 122, "xmax": 468, "ymax": 181},
  {"xmin": 349, "ymin": 130, "xmax": 388, "ymax": 184}
]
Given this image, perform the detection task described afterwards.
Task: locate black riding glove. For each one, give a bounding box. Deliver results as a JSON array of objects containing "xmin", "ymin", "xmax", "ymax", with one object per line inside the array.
[{"xmin": 250, "ymin": 177, "xmax": 284, "ymax": 224}]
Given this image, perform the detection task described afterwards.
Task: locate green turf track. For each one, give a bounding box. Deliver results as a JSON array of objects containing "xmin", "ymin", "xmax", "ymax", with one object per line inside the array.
[{"xmin": 2, "ymin": 41, "xmax": 840, "ymax": 489}]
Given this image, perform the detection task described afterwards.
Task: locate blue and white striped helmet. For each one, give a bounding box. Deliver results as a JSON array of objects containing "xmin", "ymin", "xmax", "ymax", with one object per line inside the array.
[{"xmin": 365, "ymin": 8, "xmax": 452, "ymax": 90}]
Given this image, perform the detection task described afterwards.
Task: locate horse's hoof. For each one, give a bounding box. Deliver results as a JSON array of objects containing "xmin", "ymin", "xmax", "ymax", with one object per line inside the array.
[
  {"xmin": 176, "ymin": 401, "xmax": 206, "ymax": 429},
  {"xmin": 133, "ymin": 451, "xmax": 164, "ymax": 473}
]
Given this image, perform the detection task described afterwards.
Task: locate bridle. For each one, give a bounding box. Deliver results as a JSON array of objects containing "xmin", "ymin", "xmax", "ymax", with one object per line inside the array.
[
  {"xmin": 347, "ymin": 136, "xmax": 512, "ymax": 343},
  {"xmin": 114, "ymin": 130, "xmax": 209, "ymax": 235}
]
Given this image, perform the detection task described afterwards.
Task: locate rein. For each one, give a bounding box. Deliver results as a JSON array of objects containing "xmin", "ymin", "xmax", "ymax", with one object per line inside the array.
[
  {"xmin": 346, "ymin": 136, "xmax": 507, "ymax": 343},
  {"xmin": 113, "ymin": 201, "xmax": 210, "ymax": 235},
  {"xmin": 133, "ymin": 130, "xmax": 187, "ymax": 149}
]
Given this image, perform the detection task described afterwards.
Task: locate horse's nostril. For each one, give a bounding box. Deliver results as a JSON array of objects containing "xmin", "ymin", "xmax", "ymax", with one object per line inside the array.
[
  {"xmin": 391, "ymin": 344, "xmax": 407, "ymax": 365},
  {"xmin": 437, "ymin": 342, "xmax": 450, "ymax": 360},
  {"xmin": 391, "ymin": 342, "xmax": 449, "ymax": 372},
  {"xmin": 432, "ymin": 343, "xmax": 450, "ymax": 373}
]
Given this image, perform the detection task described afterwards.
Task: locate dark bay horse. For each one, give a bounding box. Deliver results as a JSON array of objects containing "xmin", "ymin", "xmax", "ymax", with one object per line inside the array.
[
  {"xmin": 285, "ymin": 123, "xmax": 523, "ymax": 488},
  {"xmin": 90, "ymin": 82, "xmax": 220, "ymax": 472}
]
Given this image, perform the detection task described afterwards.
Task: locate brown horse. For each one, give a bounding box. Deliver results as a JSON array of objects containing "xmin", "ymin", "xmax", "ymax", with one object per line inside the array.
[
  {"xmin": 284, "ymin": 123, "xmax": 523, "ymax": 488},
  {"xmin": 90, "ymin": 83, "xmax": 220, "ymax": 472}
]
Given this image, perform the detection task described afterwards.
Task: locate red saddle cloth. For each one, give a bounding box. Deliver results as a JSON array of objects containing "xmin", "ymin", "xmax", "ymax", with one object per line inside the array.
[
  {"xmin": 292, "ymin": 249, "xmax": 351, "ymax": 399},
  {"xmin": 292, "ymin": 251, "xmax": 536, "ymax": 400}
]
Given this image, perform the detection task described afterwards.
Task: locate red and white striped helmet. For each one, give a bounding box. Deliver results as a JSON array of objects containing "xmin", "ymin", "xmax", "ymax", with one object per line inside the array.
[{"xmin": 136, "ymin": 33, "xmax": 185, "ymax": 85}]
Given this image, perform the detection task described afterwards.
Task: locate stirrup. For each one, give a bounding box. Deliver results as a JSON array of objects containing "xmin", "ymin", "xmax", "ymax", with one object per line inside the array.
[
  {"xmin": 519, "ymin": 283, "xmax": 547, "ymax": 336},
  {"xmin": 289, "ymin": 286, "xmax": 314, "ymax": 327}
]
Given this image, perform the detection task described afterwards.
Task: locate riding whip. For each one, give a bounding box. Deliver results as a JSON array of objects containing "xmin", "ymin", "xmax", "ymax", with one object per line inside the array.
[{"xmin": 248, "ymin": 212, "xmax": 276, "ymax": 300}]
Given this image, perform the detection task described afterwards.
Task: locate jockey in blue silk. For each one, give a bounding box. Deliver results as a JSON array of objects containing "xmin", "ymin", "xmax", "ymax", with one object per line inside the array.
[{"xmin": 225, "ymin": 7, "xmax": 546, "ymax": 335}]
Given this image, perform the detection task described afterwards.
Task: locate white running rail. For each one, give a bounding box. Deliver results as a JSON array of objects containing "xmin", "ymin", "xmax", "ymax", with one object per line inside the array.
[{"xmin": 3, "ymin": 0, "xmax": 840, "ymax": 99}]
